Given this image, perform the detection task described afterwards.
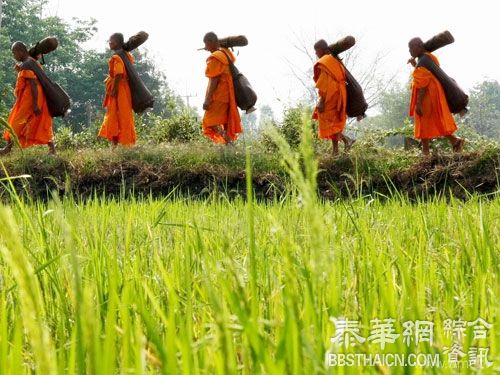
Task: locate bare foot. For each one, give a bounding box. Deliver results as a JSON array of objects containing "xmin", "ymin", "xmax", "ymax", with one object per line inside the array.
[
  {"xmin": 344, "ymin": 138, "xmax": 356, "ymax": 153},
  {"xmin": 48, "ymin": 142, "xmax": 56, "ymax": 155},
  {"xmin": 0, "ymin": 143, "xmax": 13, "ymax": 156},
  {"xmin": 453, "ymin": 138, "xmax": 465, "ymax": 153},
  {"xmin": 0, "ymin": 147, "xmax": 12, "ymax": 156}
]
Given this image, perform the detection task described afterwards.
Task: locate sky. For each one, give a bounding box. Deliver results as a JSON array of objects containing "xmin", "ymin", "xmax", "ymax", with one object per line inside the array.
[{"xmin": 44, "ymin": 0, "xmax": 500, "ymax": 117}]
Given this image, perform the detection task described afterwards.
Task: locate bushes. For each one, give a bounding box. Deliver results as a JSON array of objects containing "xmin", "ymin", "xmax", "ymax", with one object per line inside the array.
[
  {"xmin": 55, "ymin": 122, "xmax": 107, "ymax": 149},
  {"xmin": 53, "ymin": 110, "xmax": 203, "ymax": 149},
  {"xmin": 262, "ymin": 103, "xmax": 313, "ymax": 151},
  {"xmin": 136, "ymin": 111, "xmax": 202, "ymax": 143}
]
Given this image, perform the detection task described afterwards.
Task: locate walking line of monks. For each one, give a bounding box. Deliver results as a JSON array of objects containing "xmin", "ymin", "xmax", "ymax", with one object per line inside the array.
[{"xmin": 1, "ymin": 32, "xmax": 465, "ymax": 158}]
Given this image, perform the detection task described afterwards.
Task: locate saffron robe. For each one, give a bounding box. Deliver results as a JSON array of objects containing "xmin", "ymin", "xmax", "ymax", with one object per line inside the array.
[
  {"xmin": 312, "ymin": 54, "xmax": 347, "ymax": 141},
  {"xmin": 202, "ymin": 48, "xmax": 242, "ymax": 144},
  {"xmin": 409, "ymin": 52, "xmax": 457, "ymax": 139},
  {"xmin": 99, "ymin": 52, "xmax": 136, "ymax": 145}
]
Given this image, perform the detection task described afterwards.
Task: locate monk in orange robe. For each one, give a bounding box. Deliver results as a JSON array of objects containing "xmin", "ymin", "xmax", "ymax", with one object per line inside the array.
[
  {"xmin": 202, "ymin": 32, "xmax": 242, "ymax": 144},
  {"xmin": 408, "ymin": 38, "xmax": 464, "ymax": 156},
  {"xmin": 0, "ymin": 42, "xmax": 55, "ymax": 155},
  {"xmin": 312, "ymin": 40, "xmax": 355, "ymax": 156},
  {"xmin": 99, "ymin": 33, "xmax": 136, "ymax": 147}
]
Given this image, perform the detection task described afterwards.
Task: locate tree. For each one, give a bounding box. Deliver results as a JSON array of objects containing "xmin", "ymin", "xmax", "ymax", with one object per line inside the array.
[
  {"xmin": 363, "ymin": 82, "xmax": 411, "ymax": 130},
  {"xmin": 241, "ymin": 111, "xmax": 257, "ymax": 138},
  {"xmin": 466, "ymin": 80, "xmax": 500, "ymax": 140},
  {"xmin": 259, "ymin": 104, "xmax": 276, "ymax": 127},
  {"xmin": 0, "ymin": 0, "xmax": 181, "ymax": 130}
]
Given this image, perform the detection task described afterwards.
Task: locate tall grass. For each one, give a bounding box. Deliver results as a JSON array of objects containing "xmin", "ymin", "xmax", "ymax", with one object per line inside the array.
[{"xmin": 0, "ymin": 115, "xmax": 497, "ymax": 373}]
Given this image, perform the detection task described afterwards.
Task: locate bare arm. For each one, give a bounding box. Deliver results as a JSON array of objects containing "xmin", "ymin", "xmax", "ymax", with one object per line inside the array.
[
  {"xmin": 317, "ymin": 96, "xmax": 325, "ymax": 113},
  {"xmin": 111, "ymin": 74, "xmax": 123, "ymax": 97},
  {"xmin": 407, "ymin": 57, "xmax": 417, "ymax": 67},
  {"xmin": 29, "ymin": 79, "xmax": 41, "ymax": 115},
  {"xmin": 416, "ymin": 88, "xmax": 426, "ymax": 116},
  {"xmin": 203, "ymin": 76, "xmax": 220, "ymax": 110}
]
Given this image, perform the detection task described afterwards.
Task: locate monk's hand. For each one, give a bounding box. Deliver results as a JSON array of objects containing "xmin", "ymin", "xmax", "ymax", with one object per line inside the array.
[
  {"xmin": 33, "ymin": 106, "xmax": 42, "ymax": 116},
  {"xmin": 407, "ymin": 57, "xmax": 417, "ymax": 67},
  {"xmin": 416, "ymin": 105, "xmax": 423, "ymax": 117},
  {"xmin": 203, "ymin": 99, "xmax": 212, "ymax": 111},
  {"xmin": 14, "ymin": 64, "xmax": 21, "ymax": 72},
  {"xmin": 317, "ymin": 98, "xmax": 325, "ymax": 113}
]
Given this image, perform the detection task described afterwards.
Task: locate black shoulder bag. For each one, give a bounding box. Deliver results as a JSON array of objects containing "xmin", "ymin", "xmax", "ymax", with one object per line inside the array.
[{"xmin": 221, "ymin": 50, "xmax": 257, "ymax": 113}]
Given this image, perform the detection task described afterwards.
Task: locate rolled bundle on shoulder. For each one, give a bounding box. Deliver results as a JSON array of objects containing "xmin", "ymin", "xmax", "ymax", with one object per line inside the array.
[
  {"xmin": 219, "ymin": 35, "xmax": 248, "ymax": 48},
  {"xmin": 328, "ymin": 36, "xmax": 356, "ymax": 55},
  {"xmin": 123, "ymin": 31, "xmax": 149, "ymax": 52},
  {"xmin": 29, "ymin": 37, "xmax": 58, "ymax": 58},
  {"xmin": 424, "ymin": 30, "xmax": 454, "ymax": 52}
]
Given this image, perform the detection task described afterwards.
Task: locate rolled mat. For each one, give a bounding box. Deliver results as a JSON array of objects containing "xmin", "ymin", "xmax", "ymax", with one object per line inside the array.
[
  {"xmin": 219, "ymin": 35, "xmax": 248, "ymax": 48},
  {"xmin": 328, "ymin": 36, "xmax": 356, "ymax": 56},
  {"xmin": 28, "ymin": 37, "xmax": 58, "ymax": 58},
  {"xmin": 424, "ymin": 30, "xmax": 454, "ymax": 53},
  {"xmin": 123, "ymin": 31, "xmax": 149, "ymax": 52}
]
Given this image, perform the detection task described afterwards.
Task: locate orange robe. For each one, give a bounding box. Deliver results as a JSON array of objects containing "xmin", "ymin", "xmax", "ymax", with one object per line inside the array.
[
  {"xmin": 409, "ymin": 52, "xmax": 457, "ymax": 139},
  {"xmin": 312, "ymin": 54, "xmax": 347, "ymax": 141},
  {"xmin": 202, "ymin": 48, "xmax": 242, "ymax": 144},
  {"xmin": 99, "ymin": 52, "xmax": 136, "ymax": 145},
  {"xmin": 3, "ymin": 60, "xmax": 53, "ymax": 147}
]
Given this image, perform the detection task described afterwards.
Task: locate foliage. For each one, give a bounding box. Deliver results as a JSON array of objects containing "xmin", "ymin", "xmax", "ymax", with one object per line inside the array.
[
  {"xmin": 136, "ymin": 111, "xmax": 202, "ymax": 143},
  {"xmin": 466, "ymin": 80, "xmax": 500, "ymax": 140},
  {"xmin": 364, "ymin": 82, "xmax": 411, "ymax": 130},
  {"xmin": 0, "ymin": 160, "xmax": 497, "ymax": 373},
  {"xmin": 262, "ymin": 103, "xmax": 312, "ymax": 150},
  {"xmin": 0, "ymin": 0, "xmax": 179, "ymax": 129}
]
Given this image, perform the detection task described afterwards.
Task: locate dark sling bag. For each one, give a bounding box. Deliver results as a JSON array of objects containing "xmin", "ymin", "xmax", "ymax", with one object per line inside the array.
[
  {"xmin": 115, "ymin": 50, "xmax": 154, "ymax": 114},
  {"xmin": 20, "ymin": 58, "xmax": 70, "ymax": 117},
  {"xmin": 416, "ymin": 54, "xmax": 468, "ymax": 114},
  {"xmin": 333, "ymin": 56, "xmax": 368, "ymax": 118},
  {"xmin": 221, "ymin": 50, "xmax": 257, "ymax": 113}
]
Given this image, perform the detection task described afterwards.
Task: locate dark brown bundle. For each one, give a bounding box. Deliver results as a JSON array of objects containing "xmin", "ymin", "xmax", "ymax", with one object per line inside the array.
[
  {"xmin": 220, "ymin": 50, "xmax": 257, "ymax": 113},
  {"xmin": 123, "ymin": 31, "xmax": 149, "ymax": 52},
  {"xmin": 219, "ymin": 35, "xmax": 248, "ymax": 48},
  {"xmin": 328, "ymin": 36, "xmax": 356, "ymax": 55},
  {"xmin": 342, "ymin": 63, "xmax": 368, "ymax": 118},
  {"xmin": 28, "ymin": 37, "xmax": 58, "ymax": 59},
  {"xmin": 115, "ymin": 50, "xmax": 154, "ymax": 113},
  {"xmin": 424, "ymin": 30, "xmax": 454, "ymax": 52},
  {"xmin": 20, "ymin": 58, "xmax": 70, "ymax": 117},
  {"xmin": 417, "ymin": 54, "xmax": 468, "ymax": 113}
]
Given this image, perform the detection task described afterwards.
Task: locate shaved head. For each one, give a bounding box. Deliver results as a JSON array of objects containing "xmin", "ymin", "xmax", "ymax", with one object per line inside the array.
[
  {"xmin": 108, "ymin": 33, "xmax": 124, "ymax": 51},
  {"xmin": 110, "ymin": 33, "xmax": 124, "ymax": 45},
  {"xmin": 11, "ymin": 41, "xmax": 29, "ymax": 62},
  {"xmin": 203, "ymin": 32, "xmax": 219, "ymax": 52},
  {"xmin": 408, "ymin": 37, "xmax": 425, "ymax": 58},
  {"xmin": 314, "ymin": 39, "xmax": 329, "ymax": 50},
  {"xmin": 11, "ymin": 41, "xmax": 28, "ymax": 53},
  {"xmin": 409, "ymin": 37, "xmax": 424, "ymax": 48},
  {"xmin": 314, "ymin": 39, "xmax": 330, "ymax": 59},
  {"xmin": 203, "ymin": 32, "xmax": 218, "ymax": 44}
]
